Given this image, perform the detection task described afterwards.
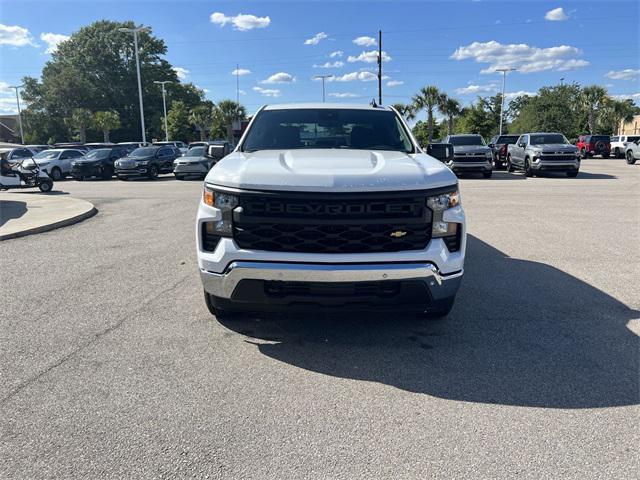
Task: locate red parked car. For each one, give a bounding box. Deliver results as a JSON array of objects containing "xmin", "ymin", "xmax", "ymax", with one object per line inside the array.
[{"xmin": 576, "ymin": 135, "xmax": 611, "ymax": 159}]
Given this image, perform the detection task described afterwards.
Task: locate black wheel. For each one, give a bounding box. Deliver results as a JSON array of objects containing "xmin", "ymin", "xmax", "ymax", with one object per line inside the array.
[
  {"xmin": 482, "ymin": 170, "xmax": 493, "ymax": 178},
  {"xmin": 101, "ymin": 165, "xmax": 114, "ymax": 180},
  {"xmin": 204, "ymin": 291, "xmax": 238, "ymax": 320},
  {"xmin": 614, "ymin": 148, "xmax": 621, "ymax": 158},
  {"xmin": 147, "ymin": 165, "xmax": 158, "ymax": 180},
  {"xmin": 627, "ymin": 151, "xmax": 636, "ymax": 164},
  {"xmin": 50, "ymin": 167, "xmax": 62, "ymax": 181},
  {"xmin": 580, "ymin": 148, "xmax": 588, "ymax": 159},
  {"xmin": 38, "ymin": 179, "xmax": 53, "ymax": 192},
  {"xmin": 524, "ymin": 158, "xmax": 533, "ymax": 177},
  {"xmin": 566, "ymin": 170, "xmax": 579, "ymax": 178},
  {"xmin": 506, "ymin": 156, "xmax": 515, "ymax": 172}
]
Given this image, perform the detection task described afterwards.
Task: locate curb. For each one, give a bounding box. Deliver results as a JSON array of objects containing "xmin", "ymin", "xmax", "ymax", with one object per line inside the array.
[{"xmin": 0, "ymin": 206, "xmax": 98, "ymax": 241}]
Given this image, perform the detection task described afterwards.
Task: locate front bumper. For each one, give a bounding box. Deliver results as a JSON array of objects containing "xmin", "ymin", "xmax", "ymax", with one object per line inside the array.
[
  {"xmin": 71, "ymin": 163, "xmax": 102, "ymax": 177},
  {"xmin": 447, "ymin": 160, "xmax": 492, "ymax": 172},
  {"xmin": 531, "ymin": 158, "xmax": 580, "ymax": 171},
  {"xmin": 115, "ymin": 167, "xmax": 148, "ymax": 177}
]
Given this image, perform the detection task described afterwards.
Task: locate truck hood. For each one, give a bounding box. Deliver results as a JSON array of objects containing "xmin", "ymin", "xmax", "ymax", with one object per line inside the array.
[
  {"xmin": 530, "ymin": 144, "xmax": 578, "ymax": 153},
  {"xmin": 205, "ymin": 149, "xmax": 457, "ymax": 192},
  {"xmin": 452, "ymin": 145, "xmax": 491, "ymax": 154}
]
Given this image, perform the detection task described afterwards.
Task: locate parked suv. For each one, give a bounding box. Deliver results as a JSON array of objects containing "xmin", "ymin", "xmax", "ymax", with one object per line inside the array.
[
  {"xmin": 576, "ymin": 135, "xmax": 611, "ymax": 158},
  {"xmin": 22, "ymin": 148, "xmax": 84, "ymax": 180},
  {"xmin": 441, "ymin": 134, "xmax": 493, "ymax": 178},
  {"xmin": 611, "ymin": 135, "xmax": 640, "ymax": 158},
  {"xmin": 71, "ymin": 146, "xmax": 128, "ymax": 180},
  {"xmin": 488, "ymin": 134, "xmax": 519, "ymax": 169},
  {"xmin": 197, "ymin": 104, "xmax": 466, "ymax": 318},
  {"xmin": 507, "ymin": 133, "xmax": 580, "ymax": 177},
  {"xmin": 114, "ymin": 145, "xmax": 180, "ymax": 180},
  {"xmin": 624, "ymin": 138, "xmax": 640, "ymax": 164},
  {"xmin": 154, "ymin": 141, "xmax": 188, "ymax": 155}
]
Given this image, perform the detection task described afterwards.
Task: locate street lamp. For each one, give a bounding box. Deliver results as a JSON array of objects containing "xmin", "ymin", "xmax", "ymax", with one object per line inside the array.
[
  {"xmin": 9, "ymin": 84, "xmax": 25, "ymax": 144},
  {"xmin": 119, "ymin": 26, "xmax": 150, "ymax": 143},
  {"xmin": 495, "ymin": 68, "xmax": 516, "ymax": 135},
  {"xmin": 313, "ymin": 75, "xmax": 334, "ymax": 102},
  {"xmin": 154, "ymin": 80, "xmax": 172, "ymax": 141}
]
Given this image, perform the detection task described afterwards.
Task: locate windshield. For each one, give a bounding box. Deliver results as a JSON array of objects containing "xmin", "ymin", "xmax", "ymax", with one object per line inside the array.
[
  {"xmin": 242, "ymin": 108, "xmax": 414, "ymax": 153},
  {"xmin": 84, "ymin": 149, "xmax": 111, "ymax": 160},
  {"xmin": 531, "ymin": 134, "xmax": 569, "ymax": 145},
  {"xmin": 627, "ymin": 136, "xmax": 640, "ymax": 142},
  {"xmin": 130, "ymin": 147, "xmax": 157, "ymax": 157},
  {"xmin": 449, "ymin": 136, "xmax": 485, "ymax": 146},
  {"xmin": 185, "ymin": 146, "xmax": 205, "ymax": 157},
  {"xmin": 589, "ymin": 135, "xmax": 609, "ymax": 142},
  {"xmin": 496, "ymin": 136, "xmax": 519, "ymax": 144},
  {"xmin": 34, "ymin": 150, "xmax": 60, "ymax": 159}
]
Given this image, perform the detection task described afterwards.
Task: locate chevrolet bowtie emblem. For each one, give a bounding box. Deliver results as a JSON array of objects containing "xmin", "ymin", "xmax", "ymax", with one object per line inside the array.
[{"xmin": 390, "ymin": 230, "xmax": 408, "ymax": 238}]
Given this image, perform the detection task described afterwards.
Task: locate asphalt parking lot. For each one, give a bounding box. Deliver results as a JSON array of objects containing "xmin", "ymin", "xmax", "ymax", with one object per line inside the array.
[{"xmin": 1, "ymin": 159, "xmax": 638, "ymax": 479}]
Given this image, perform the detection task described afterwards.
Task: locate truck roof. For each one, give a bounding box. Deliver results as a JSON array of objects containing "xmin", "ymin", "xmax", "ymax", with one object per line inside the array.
[{"xmin": 263, "ymin": 103, "xmax": 392, "ymax": 111}]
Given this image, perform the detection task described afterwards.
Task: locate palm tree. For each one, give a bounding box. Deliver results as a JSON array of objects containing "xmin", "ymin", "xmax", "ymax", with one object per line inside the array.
[
  {"xmin": 66, "ymin": 108, "xmax": 93, "ymax": 143},
  {"xmin": 93, "ymin": 111, "xmax": 121, "ymax": 142},
  {"xmin": 610, "ymin": 98, "xmax": 635, "ymax": 135},
  {"xmin": 391, "ymin": 103, "xmax": 416, "ymax": 122},
  {"xmin": 412, "ymin": 86, "xmax": 441, "ymax": 142},
  {"xmin": 438, "ymin": 95, "xmax": 462, "ymax": 135},
  {"xmin": 214, "ymin": 100, "xmax": 247, "ymax": 142},
  {"xmin": 581, "ymin": 85, "xmax": 608, "ymax": 134},
  {"xmin": 189, "ymin": 104, "xmax": 214, "ymax": 141}
]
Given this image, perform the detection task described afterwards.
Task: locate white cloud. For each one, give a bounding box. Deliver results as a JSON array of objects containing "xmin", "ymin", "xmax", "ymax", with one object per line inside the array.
[
  {"xmin": 40, "ymin": 32, "xmax": 69, "ymax": 54},
  {"xmin": 455, "ymin": 84, "xmax": 499, "ymax": 95},
  {"xmin": 173, "ymin": 67, "xmax": 189, "ymax": 80},
  {"xmin": 304, "ymin": 32, "xmax": 328, "ymax": 46},
  {"xmin": 353, "ymin": 36, "xmax": 376, "ymax": 47},
  {"xmin": 210, "ymin": 12, "xmax": 271, "ymax": 31},
  {"xmin": 386, "ymin": 80, "xmax": 404, "ymax": 87},
  {"xmin": 347, "ymin": 50, "xmax": 391, "ymax": 63},
  {"xmin": 545, "ymin": 7, "xmax": 569, "ymax": 21},
  {"xmin": 231, "ymin": 68, "xmax": 251, "ymax": 76},
  {"xmin": 329, "ymin": 93, "xmax": 359, "ymax": 98},
  {"xmin": 253, "ymin": 86, "xmax": 281, "ymax": 97},
  {"xmin": 327, "ymin": 71, "xmax": 378, "ymax": 82},
  {"xmin": 611, "ymin": 93, "xmax": 640, "ymax": 101},
  {"xmin": 0, "ymin": 23, "xmax": 36, "ymax": 47},
  {"xmin": 0, "ymin": 97, "xmax": 20, "ymax": 115},
  {"xmin": 605, "ymin": 69, "xmax": 640, "ymax": 81},
  {"xmin": 239, "ymin": 89, "xmax": 247, "ymax": 96},
  {"xmin": 313, "ymin": 61, "xmax": 345, "ymax": 69},
  {"xmin": 329, "ymin": 50, "xmax": 343, "ymax": 58},
  {"xmin": 261, "ymin": 72, "xmax": 295, "ymax": 84},
  {"xmin": 504, "ymin": 91, "xmax": 536, "ymax": 99},
  {"xmin": 0, "ymin": 81, "xmax": 11, "ymax": 93},
  {"xmin": 451, "ymin": 40, "xmax": 589, "ymax": 73},
  {"xmin": 201, "ymin": 88, "xmax": 210, "ymax": 93}
]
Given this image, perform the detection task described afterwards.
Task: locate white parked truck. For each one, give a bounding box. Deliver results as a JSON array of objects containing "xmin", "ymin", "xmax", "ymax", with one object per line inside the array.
[{"xmin": 196, "ymin": 103, "xmax": 466, "ymax": 318}]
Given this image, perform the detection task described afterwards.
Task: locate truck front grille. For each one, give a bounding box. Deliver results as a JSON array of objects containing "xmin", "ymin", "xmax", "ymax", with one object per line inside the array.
[
  {"xmin": 454, "ymin": 155, "xmax": 487, "ymax": 162},
  {"xmin": 233, "ymin": 191, "xmax": 433, "ymax": 254}
]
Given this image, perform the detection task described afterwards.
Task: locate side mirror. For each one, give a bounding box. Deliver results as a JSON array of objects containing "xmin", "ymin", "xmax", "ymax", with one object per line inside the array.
[{"xmin": 207, "ymin": 145, "xmax": 227, "ymax": 160}]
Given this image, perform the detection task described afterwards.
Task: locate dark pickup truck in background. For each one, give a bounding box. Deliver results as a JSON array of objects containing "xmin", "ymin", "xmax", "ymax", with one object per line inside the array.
[{"xmin": 488, "ymin": 134, "xmax": 520, "ymax": 169}]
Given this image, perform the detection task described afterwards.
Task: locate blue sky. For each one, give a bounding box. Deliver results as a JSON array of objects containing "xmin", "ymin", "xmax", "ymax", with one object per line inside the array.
[{"xmin": 1, "ymin": 0, "xmax": 639, "ymax": 116}]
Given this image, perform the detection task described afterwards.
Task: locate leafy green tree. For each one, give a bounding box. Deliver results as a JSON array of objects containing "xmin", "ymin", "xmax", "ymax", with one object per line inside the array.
[
  {"xmin": 93, "ymin": 111, "xmax": 120, "ymax": 141},
  {"xmin": 19, "ymin": 20, "xmax": 204, "ymax": 143},
  {"xmin": 189, "ymin": 102, "xmax": 215, "ymax": 141},
  {"xmin": 66, "ymin": 108, "xmax": 93, "ymax": 143},
  {"xmin": 412, "ymin": 86, "xmax": 442, "ymax": 142},
  {"xmin": 605, "ymin": 98, "xmax": 636, "ymax": 135},
  {"xmin": 212, "ymin": 100, "xmax": 247, "ymax": 142},
  {"xmin": 166, "ymin": 100, "xmax": 194, "ymax": 142},
  {"xmin": 581, "ymin": 85, "xmax": 608, "ymax": 134}
]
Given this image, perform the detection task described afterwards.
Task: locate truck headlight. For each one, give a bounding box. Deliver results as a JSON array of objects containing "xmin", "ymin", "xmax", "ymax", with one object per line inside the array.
[
  {"xmin": 427, "ymin": 190, "xmax": 460, "ymax": 241},
  {"xmin": 202, "ymin": 187, "xmax": 238, "ymax": 237}
]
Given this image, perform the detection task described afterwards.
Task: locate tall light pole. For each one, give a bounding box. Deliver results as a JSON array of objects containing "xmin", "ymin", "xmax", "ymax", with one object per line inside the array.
[
  {"xmin": 313, "ymin": 75, "xmax": 333, "ymax": 102},
  {"xmin": 9, "ymin": 84, "xmax": 25, "ymax": 144},
  {"xmin": 154, "ymin": 80, "xmax": 172, "ymax": 141},
  {"xmin": 119, "ymin": 26, "xmax": 149, "ymax": 143},
  {"xmin": 496, "ymin": 68, "xmax": 516, "ymax": 135}
]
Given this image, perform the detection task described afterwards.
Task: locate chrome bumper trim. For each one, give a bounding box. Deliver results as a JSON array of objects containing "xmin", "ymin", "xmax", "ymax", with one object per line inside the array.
[{"xmin": 200, "ymin": 261, "xmax": 463, "ymax": 300}]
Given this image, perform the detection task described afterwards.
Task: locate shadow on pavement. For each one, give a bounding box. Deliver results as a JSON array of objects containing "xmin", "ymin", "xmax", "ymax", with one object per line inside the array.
[
  {"xmin": 218, "ymin": 235, "xmax": 639, "ymax": 409},
  {"xmin": 0, "ymin": 200, "xmax": 28, "ymax": 227}
]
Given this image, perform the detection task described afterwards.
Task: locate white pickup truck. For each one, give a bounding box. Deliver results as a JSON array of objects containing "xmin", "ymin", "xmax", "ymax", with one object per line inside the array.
[{"xmin": 195, "ymin": 104, "xmax": 466, "ymax": 318}]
